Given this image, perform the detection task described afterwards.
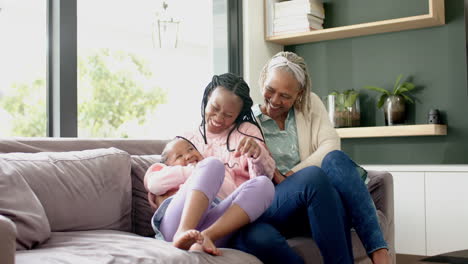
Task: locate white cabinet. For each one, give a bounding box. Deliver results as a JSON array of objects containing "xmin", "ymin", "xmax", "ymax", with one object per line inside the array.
[
  {"xmin": 392, "ymin": 172, "xmax": 426, "ymax": 255},
  {"xmin": 426, "ymin": 172, "xmax": 468, "ymax": 255},
  {"xmin": 363, "ymin": 165, "xmax": 468, "ymax": 256}
]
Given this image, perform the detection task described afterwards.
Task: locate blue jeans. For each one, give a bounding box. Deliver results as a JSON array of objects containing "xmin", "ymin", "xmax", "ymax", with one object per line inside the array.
[
  {"xmin": 321, "ymin": 150, "xmax": 388, "ymax": 254},
  {"xmin": 231, "ymin": 166, "xmax": 353, "ymax": 264}
]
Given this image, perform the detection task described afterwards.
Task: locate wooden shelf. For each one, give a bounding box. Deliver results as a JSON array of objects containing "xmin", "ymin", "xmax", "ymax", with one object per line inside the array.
[
  {"xmin": 336, "ymin": 124, "xmax": 447, "ymax": 139},
  {"xmin": 265, "ymin": 0, "xmax": 445, "ymax": 45}
]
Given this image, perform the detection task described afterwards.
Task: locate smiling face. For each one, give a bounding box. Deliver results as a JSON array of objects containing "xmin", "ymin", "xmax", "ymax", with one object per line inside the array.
[
  {"xmin": 204, "ymin": 86, "xmax": 243, "ymax": 134},
  {"xmin": 164, "ymin": 139, "xmax": 204, "ymax": 166},
  {"xmin": 262, "ymin": 68, "xmax": 302, "ymax": 121}
]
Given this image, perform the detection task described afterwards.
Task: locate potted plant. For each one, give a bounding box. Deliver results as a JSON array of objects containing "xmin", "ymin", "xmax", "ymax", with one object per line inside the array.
[
  {"xmin": 363, "ymin": 74, "xmax": 416, "ymax": 125},
  {"xmin": 324, "ymin": 89, "xmax": 360, "ymax": 128}
]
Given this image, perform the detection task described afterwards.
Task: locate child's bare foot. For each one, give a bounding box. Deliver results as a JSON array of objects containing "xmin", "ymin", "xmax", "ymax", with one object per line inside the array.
[
  {"xmin": 172, "ymin": 230, "xmax": 203, "ymax": 250},
  {"xmin": 189, "ymin": 233, "xmax": 221, "ymax": 256},
  {"xmin": 371, "ymin": 248, "xmax": 390, "ymax": 264}
]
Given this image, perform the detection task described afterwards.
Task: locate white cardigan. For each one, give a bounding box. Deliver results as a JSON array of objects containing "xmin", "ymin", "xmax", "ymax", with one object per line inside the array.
[
  {"xmin": 255, "ymin": 92, "xmax": 341, "ymax": 173},
  {"xmin": 292, "ymin": 92, "xmax": 341, "ymax": 172}
]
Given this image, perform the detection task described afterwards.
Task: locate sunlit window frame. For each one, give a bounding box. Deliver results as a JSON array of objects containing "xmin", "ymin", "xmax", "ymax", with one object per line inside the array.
[{"xmin": 46, "ymin": 0, "xmax": 242, "ymax": 137}]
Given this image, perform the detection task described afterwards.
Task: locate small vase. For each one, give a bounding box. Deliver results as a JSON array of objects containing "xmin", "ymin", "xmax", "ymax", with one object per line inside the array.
[
  {"xmin": 324, "ymin": 94, "xmax": 360, "ymax": 128},
  {"xmin": 383, "ymin": 95, "xmax": 405, "ymax": 125}
]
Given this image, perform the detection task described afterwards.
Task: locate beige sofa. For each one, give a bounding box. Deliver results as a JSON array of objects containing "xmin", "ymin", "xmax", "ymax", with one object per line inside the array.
[{"xmin": 0, "ymin": 138, "xmax": 395, "ymax": 264}]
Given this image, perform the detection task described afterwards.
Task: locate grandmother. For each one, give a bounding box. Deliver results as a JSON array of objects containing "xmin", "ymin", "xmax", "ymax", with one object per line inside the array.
[{"xmin": 231, "ymin": 51, "xmax": 389, "ymax": 264}]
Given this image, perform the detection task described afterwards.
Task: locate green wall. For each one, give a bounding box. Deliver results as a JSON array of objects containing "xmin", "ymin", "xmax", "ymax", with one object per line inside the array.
[{"xmin": 286, "ymin": 0, "xmax": 468, "ymax": 164}]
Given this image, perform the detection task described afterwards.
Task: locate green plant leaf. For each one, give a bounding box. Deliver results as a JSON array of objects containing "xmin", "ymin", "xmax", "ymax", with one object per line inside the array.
[
  {"xmin": 395, "ymin": 87, "xmax": 409, "ymax": 95},
  {"xmin": 344, "ymin": 92, "xmax": 359, "ymax": 107},
  {"xmin": 377, "ymin": 94, "xmax": 388, "ymax": 108},
  {"xmin": 393, "ymin": 74, "xmax": 403, "ymax": 94},
  {"xmin": 363, "ymin": 85, "xmax": 390, "ymax": 95},
  {"xmin": 401, "ymin": 94, "xmax": 414, "ymax": 104},
  {"xmin": 337, "ymin": 93, "xmax": 346, "ymax": 111},
  {"xmin": 402, "ymin": 82, "xmax": 415, "ymax": 91}
]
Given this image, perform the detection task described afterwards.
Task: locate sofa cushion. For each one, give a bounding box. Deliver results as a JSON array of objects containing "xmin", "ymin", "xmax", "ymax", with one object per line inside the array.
[
  {"xmin": 130, "ymin": 154, "xmax": 161, "ymax": 237},
  {"xmin": 15, "ymin": 230, "xmax": 262, "ymax": 264},
  {"xmin": 0, "ymin": 148, "xmax": 132, "ymax": 232},
  {"xmin": 0, "ymin": 162, "xmax": 51, "ymax": 250}
]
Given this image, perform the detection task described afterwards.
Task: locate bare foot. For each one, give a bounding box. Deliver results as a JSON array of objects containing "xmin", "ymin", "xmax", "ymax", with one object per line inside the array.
[
  {"xmin": 371, "ymin": 248, "xmax": 390, "ymax": 264},
  {"xmin": 172, "ymin": 230, "xmax": 203, "ymax": 250},
  {"xmin": 189, "ymin": 233, "xmax": 222, "ymax": 256}
]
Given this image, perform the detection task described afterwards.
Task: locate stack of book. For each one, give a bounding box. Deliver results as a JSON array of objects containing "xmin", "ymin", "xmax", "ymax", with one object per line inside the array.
[{"xmin": 273, "ymin": 0, "xmax": 325, "ymax": 35}]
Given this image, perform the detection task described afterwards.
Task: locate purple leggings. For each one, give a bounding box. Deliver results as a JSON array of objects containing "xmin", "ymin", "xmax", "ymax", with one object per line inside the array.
[{"xmin": 159, "ymin": 157, "xmax": 275, "ymax": 247}]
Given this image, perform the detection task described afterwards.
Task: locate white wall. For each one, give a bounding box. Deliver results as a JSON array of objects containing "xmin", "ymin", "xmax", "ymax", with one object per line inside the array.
[{"xmin": 242, "ymin": 0, "xmax": 282, "ymax": 104}]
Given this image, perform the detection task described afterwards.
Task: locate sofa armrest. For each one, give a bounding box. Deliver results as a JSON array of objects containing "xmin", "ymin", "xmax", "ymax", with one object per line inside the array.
[
  {"xmin": 366, "ymin": 170, "xmax": 395, "ymax": 260},
  {"xmin": 367, "ymin": 170, "xmax": 394, "ymax": 219},
  {"xmin": 0, "ymin": 215, "xmax": 16, "ymax": 264}
]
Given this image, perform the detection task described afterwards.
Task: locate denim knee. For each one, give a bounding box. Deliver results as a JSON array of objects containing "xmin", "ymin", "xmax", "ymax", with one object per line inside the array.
[
  {"xmin": 322, "ymin": 150, "xmax": 349, "ymax": 168},
  {"xmin": 292, "ymin": 166, "xmax": 331, "ymax": 192},
  {"xmin": 322, "ymin": 150, "xmax": 369, "ymax": 184}
]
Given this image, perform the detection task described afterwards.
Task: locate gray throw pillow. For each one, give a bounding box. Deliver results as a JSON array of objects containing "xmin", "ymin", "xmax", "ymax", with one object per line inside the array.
[
  {"xmin": 130, "ymin": 154, "xmax": 161, "ymax": 237},
  {"xmin": 0, "ymin": 148, "xmax": 132, "ymax": 233},
  {"xmin": 0, "ymin": 161, "xmax": 51, "ymax": 250}
]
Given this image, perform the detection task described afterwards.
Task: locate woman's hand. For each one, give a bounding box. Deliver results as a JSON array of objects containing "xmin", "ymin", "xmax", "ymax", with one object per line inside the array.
[
  {"xmin": 234, "ymin": 137, "xmax": 261, "ymax": 159},
  {"xmin": 273, "ymin": 169, "xmax": 286, "ymax": 185}
]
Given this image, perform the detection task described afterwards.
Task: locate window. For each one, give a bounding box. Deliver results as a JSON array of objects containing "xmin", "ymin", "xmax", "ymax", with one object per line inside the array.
[
  {"xmin": 0, "ymin": 0, "xmax": 237, "ymax": 138},
  {"xmin": 0, "ymin": 1, "xmax": 47, "ymax": 137},
  {"xmin": 77, "ymin": 0, "xmax": 229, "ymax": 138}
]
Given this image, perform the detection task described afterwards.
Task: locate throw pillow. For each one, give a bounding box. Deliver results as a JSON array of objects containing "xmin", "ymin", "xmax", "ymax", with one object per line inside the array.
[
  {"xmin": 130, "ymin": 154, "xmax": 161, "ymax": 237},
  {"xmin": 0, "ymin": 148, "xmax": 132, "ymax": 232},
  {"xmin": 0, "ymin": 161, "xmax": 51, "ymax": 250}
]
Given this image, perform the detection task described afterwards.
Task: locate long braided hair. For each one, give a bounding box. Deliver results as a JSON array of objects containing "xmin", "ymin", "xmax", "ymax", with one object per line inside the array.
[{"xmin": 199, "ymin": 73, "xmax": 264, "ymax": 152}]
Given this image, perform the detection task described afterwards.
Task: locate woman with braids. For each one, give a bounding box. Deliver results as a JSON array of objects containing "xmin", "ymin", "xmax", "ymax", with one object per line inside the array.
[
  {"xmin": 231, "ymin": 51, "xmax": 389, "ymax": 264},
  {"xmin": 184, "ymin": 72, "xmax": 356, "ymax": 263},
  {"xmin": 145, "ymin": 73, "xmax": 276, "ymax": 255}
]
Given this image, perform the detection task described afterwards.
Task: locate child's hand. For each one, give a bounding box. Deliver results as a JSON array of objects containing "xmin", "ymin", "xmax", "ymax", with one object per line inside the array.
[
  {"xmin": 148, "ymin": 189, "xmax": 178, "ymax": 210},
  {"xmin": 234, "ymin": 137, "xmax": 261, "ymax": 159},
  {"xmin": 147, "ymin": 192, "xmax": 158, "ymax": 211}
]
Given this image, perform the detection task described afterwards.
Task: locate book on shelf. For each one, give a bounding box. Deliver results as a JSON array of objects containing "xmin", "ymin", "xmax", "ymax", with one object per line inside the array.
[
  {"xmin": 274, "ymin": 24, "xmax": 322, "ymax": 34},
  {"xmin": 274, "ymin": 20, "xmax": 323, "ymax": 32},
  {"xmin": 273, "ymin": 26, "xmax": 320, "ymax": 35},
  {"xmin": 273, "ymin": 13, "xmax": 323, "ymax": 27},
  {"xmin": 274, "ymin": 0, "xmax": 325, "ymax": 19}
]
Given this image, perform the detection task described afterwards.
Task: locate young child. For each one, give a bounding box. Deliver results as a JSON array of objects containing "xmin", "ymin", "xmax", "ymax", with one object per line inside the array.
[{"xmin": 144, "ymin": 136, "xmax": 275, "ymax": 255}]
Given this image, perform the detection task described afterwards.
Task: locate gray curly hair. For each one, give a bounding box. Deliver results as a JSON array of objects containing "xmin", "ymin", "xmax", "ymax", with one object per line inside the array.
[{"xmin": 258, "ymin": 51, "xmax": 311, "ymax": 114}]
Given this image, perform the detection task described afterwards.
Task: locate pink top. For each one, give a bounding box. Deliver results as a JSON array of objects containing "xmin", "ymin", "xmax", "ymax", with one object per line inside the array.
[
  {"xmin": 144, "ymin": 163, "xmax": 195, "ymax": 195},
  {"xmin": 185, "ymin": 122, "xmax": 275, "ymax": 199}
]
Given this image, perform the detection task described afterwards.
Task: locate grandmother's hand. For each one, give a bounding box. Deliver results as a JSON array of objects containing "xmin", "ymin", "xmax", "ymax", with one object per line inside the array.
[
  {"xmin": 273, "ymin": 169, "xmax": 286, "ymax": 185},
  {"xmin": 234, "ymin": 137, "xmax": 261, "ymax": 159}
]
